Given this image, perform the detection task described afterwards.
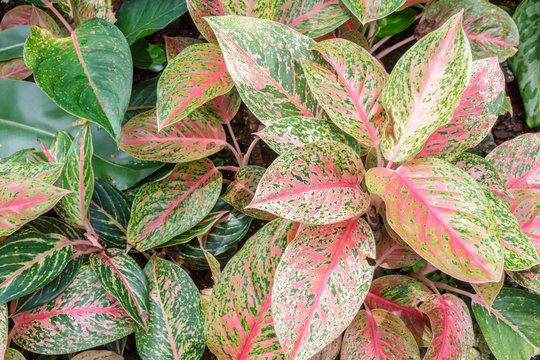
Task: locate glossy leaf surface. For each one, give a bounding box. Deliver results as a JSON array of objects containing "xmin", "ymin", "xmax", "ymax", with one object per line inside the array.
[
  {"xmin": 508, "ymin": 189, "xmax": 540, "ymax": 248},
  {"xmin": 164, "ymin": 36, "xmax": 202, "ymax": 61},
  {"xmin": 507, "ymin": 264, "xmax": 540, "ymax": 295},
  {"xmin": 186, "ymin": 0, "xmax": 224, "ymax": 43},
  {"xmin": 376, "ymin": 228, "xmax": 421, "ymax": 269},
  {"xmin": 0, "ymin": 26, "xmax": 29, "ymax": 61},
  {"xmin": 163, "ymin": 211, "xmax": 225, "ymax": 247},
  {"xmin": 0, "ymin": 6, "xmax": 32, "ymax": 30},
  {"xmin": 341, "ymin": 0, "xmax": 405, "ymax": 24},
  {"xmin": 272, "ymin": 218, "xmax": 375, "ymax": 359},
  {"xmin": 0, "ymin": 162, "xmax": 63, "ymax": 184},
  {"xmin": 0, "ymin": 303, "xmax": 6, "ymax": 358},
  {"xmin": 0, "ymin": 58, "xmax": 31, "ymax": 80},
  {"xmin": 4, "ymin": 349, "xmax": 25, "ymax": 360},
  {"xmin": 471, "ymin": 275, "xmax": 504, "ymax": 308},
  {"xmin": 72, "ymin": 350, "xmax": 123, "ymax": 360},
  {"xmin": 55, "ymin": 0, "xmax": 115, "ymax": 24}
]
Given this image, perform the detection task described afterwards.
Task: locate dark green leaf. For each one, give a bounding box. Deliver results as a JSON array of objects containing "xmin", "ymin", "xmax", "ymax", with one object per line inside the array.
[
  {"xmin": 0, "ymin": 25, "xmax": 30, "ymax": 61},
  {"xmin": 130, "ymin": 39, "xmax": 167, "ymax": 72},
  {"xmin": 105, "ymin": 336, "xmax": 127, "ymax": 355},
  {"xmin": 124, "ymin": 77, "xmax": 159, "ymax": 122},
  {"xmin": 375, "ymin": 8, "xmax": 417, "ymax": 38},
  {"xmin": 23, "ymin": 216, "xmax": 84, "ymax": 241}
]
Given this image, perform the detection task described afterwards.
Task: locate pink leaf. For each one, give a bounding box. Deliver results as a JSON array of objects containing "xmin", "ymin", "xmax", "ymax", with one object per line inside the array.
[
  {"xmin": 186, "ymin": 0, "xmax": 224, "ymax": 43},
  {"xmin": 0, "ymin": 5, "xmax": 32, "ymax": 30},
  {"xmin": 0, "ymin": 58, "xmax": 31, "ymax": 80},
  {"xmin": 164, "ymin": 36, "xmax": 202, "ymax": 61}
]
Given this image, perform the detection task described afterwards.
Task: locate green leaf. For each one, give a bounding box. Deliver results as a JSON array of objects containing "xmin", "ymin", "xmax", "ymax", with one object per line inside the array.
[
  {"xmin": 23, "ymin": 216, "xmax": 84, "ymax": 241},
  {"xmin": 472, "ymin": 288, "xmax": 540, "ymax": 360},
  {"xmin": 127, "ymin": 158, "xmax": 222, "ymax": 251},
  {"xmin": 116, "ymin": 0, "xmax": 188, "ymax": 45},
  {"xmin": 55, "ymin": 0, "xmax": 116, "ymax": 24},
  {"xmin": 163, "ymin": 210, "xmax": 226, "ymax": 247},
  {"xmin": 0, "ymin": 162, "xmax": 63, "ymax": 184},
  {"xmin": 124, "ymin": 76, "xmax": 158, "ymax": 122},
  {"xmin": 206, "ymin": 16, "xmax": 325, "ymax": 126},
  {"xmin": 376, "ymin": 7, "xmax": 417, "ymax": 38},
  {"xmin": 0, "ymin": 303, "xmax": 6, "ymax": 358},
  {"xmin": 0, "ymin": 25, "xmax": 30, "ymax": 61},
  {"xmin": 130, "ymin": 39, "xmax": 167, "ymax": 72},
  {"xmin": 380, "ymin": 13, "xmax": 472, "ymax": 163},
  {"xmin": 135, "ymin": 256, "xmax": 205, "ymax": 360},
  {"xmin": 72, "ymin": 351, "xmax": 122, "ymax": 360},
  {"xmin": 0, "ymin": 6, "xmax": 32, "ymax": 31},
  {"xmin": 90, "ymin": 252, "xmax": 150, "ymax": 328},
  {"xmin": 24, "ymin": 18, "xmax": 133, "ymax": 141},
  {"xmin": 5, "ymin": 349, "xmax": 25, "ymax": 360},
  {"xmin": 56, "ymin": 124, "xmax": 94, "ymax": 227},
  {"xmin": 0, "ymin": 230, "xmax": 73, "ymax": 304},
  {"xmin": 342, "ymin": 0, "xmax": 405, "ymax": 24},
  {"xmin": 470, "ymin": 275, "xmax": 504, "ymax": 308},
  {"xmin": 509, "ymin": 0, "xmax": 540, "ymax": 127}
]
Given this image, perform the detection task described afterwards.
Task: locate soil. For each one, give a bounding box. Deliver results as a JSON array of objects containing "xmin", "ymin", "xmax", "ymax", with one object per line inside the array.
[{"xmin": 0, "ymin": 0, "xmax": 537, "ymax": 359}]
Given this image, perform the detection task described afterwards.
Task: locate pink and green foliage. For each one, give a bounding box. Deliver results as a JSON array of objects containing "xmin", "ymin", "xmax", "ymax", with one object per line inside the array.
[
  {"xmin": 250, "ymin": 141, "xmax": 369, "ymax": 224},
  {"xmin": 119, "ymin": 108, "xmax": 227, "ymax": 163},
  {"xmin": 365, "ymin": 275, "xmax": 433, "ymax": 347},
  {"xmin": 161, "ymin": 210, "xmax": 226, "ymax": 247},
  {"xmin": 367, "ymin": 157, "xmax": 504, "ymax": 282},
  {"xmin": 380, "ymin": 13, "xmax": 471, "ymax": 163},
  {"xmin": 206, "ymin": 16, "xmax": 325, "ymax": 126},
  {"xmin": 156, "ymin": 43, "xmax": 234, "ymax": 129},
  {"xmin": 220, "ymin": 0, "xmax": 281, "ymax": 19},
  {"xmin": 164, "ymin": 36, "xmax": 202, "ymax": 61},
  {"xmin": 4, "ymin": 349, "xmax": 25, "ymax": 360},
  {"xmin": 186, "ymin": 0, "xmax": 225, "ymax": 43},
  {"xmin": 12, "ymin": 264, "xmax": 134, "ymax": 354},
  {"xmin": 0, "ymin": 5, "xmax": 32, "ymax": 30},
  {"xmin": 508, "ymin": 265, "xmax": 540, "ymax": 293},
  {"xmin": 309, "ymin": 336, "xmax": 341, "ymax": 360},
  {"xmin": 471, "ymin": 275, "xmax": 504, "ymax": 307},
  {"xmin": 302, "ymin": 38, "xmax": 387, "ymax": 150},
  {"xmin": 272, "ymin": 218, "xmax": 375, "ymax": 359},
  {"xmin": 205, "ymin": 219, "xmax": 298, "ymax": 359},
  {"xmin": 72, "ymin": 350, "xmax": 123, "ymax": 360},
  {"xmin": 0, "ymin": 162, "xmax": 63, "ymax": 185},
  {"xmin": 0, "ymin": 58, "xmax": 32, "ymax": 80},
  {"xmin": 486, "ymin": 133, "xmax": 540, "ymax": 190},
  {"xmin": 508, "ymin": 189, "xmax": 540, "ymax": 248},
  {"xmin": 420, "ymin": 294, "xmax": 474, "ymax": 360},
  {"xmin": 341, "ymin": 309, "xmax": 420, "ymax": 360},
  {"xmin": 0, "ymin": 303, "xmax": 7, "ymax": 358},
  {"xmin": 55, "ymin": 0, "xmax": 116, "ymax": 24},
  {"xmin": 419, "ymin": 0, "xmax": 519, "ymax": 62},
  {"xmin": 341, "ymin": 0, "xmax": 405, "ymax": 24},
  {"xmin": 0, "ymin": 174, "xmax": 69, "ymax": 236},
  {"xmin": 127, "ymin": 158, "xmax": 222, "ymax": 251},
  {"xmin": 376, "ymin": 228, "xmax": 421, "ymax": 269},
  {"xmin": 415, "ymin": 58, "xmax": 505, "ymax": 161}
]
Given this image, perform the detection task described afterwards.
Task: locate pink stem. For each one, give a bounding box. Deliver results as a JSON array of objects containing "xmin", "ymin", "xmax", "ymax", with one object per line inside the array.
[
  {"xmin": 433, "ymin": 282, "xmax": 479, "ymax": 301},
  {"xmin": 370, "ymin": 35, "xmax": 392, "ymax": 53},
  {"xmin": 242, "ymin": 137, "xmax": 260, "ymax": 167},
  {"xmin": 226, "ymin": 122, "xmax": 243, "ymax": 159},
  {"xmin": 375, "ymin": 244, "xmax": 399, "ymax": 268},
  {"xmin": 386, "ymin": 160, "xmax": 394, "ymax": 169},
  {"xmin": 126, "ymin": 105, "xmax": 154, "ymax": 111},
  {"xmin": 37, "ymin": 139, "xmax": 55, "ymax": 163},
  {"xmin": 41, "ymin": 0, "xmax": 73, "ymax": 33},
  {"xmin": 225, "ymin": 143, "xmax": 243, "ymax": 166},
  {"xmin": 217, "ymin": 165, "xmax": 240, "ymax": 172},
  {"xmin": 375, "ymin": 35, "xmax": 416, "ymax": 60}
]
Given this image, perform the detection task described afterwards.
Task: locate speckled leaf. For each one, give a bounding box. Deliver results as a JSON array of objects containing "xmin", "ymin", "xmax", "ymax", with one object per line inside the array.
[
  {"xmin": 472, "ymin": 288, "xmax": 540, "ymax": 360},
  {"xmin": 0, "ymin": 303, "xmax": 6, "ymax": 358},
  {"xmin": 274, "ymin": 0, "xmax": 349, "ymax": 38},
  {"xmin": 127, "ymin": 158, "xmax": 222, "ymax": 251},
  {"xmin": 0, "ymin": 58, "xmax": 31, "ymax": 80},
  {"xmin": 376, "ymin": 227, "xmax": 421, "ymax": 269},
  {"xmin": 508, "ymin": 265, "xmax": 540, "ymax": 293},
  {"xmin": 415, "ymin": 58, "xmax": 505, "ymax": 161},
  {"xmin": 0, "ymin": 5, "xmax": 32, "ymax": 30},
  {"xmin": 471, "ymin": 275, "xmax": 504, "ymax": 308},
  {"xmin": 341, "ymin": 0, "xmax": 405, "ymax": 24},
  {"xmin": 23, "ymin": 18, "xmax": 132, "ymax": 141},
  {"xmin": 303, "ymin": 38, "xmax": 387, "ymax": 149},
  {"xmin": 23, "ymin": 216, "xmax": 84, "ymax": 241},
  {"xmin": 72, "ymin": 350, "xmax": 123, "ymax": 360},
  {"xmin": 205, "ymin": 218, "xmax": 298, "ymax": 359},
  {"xmin": 157, "ymin": 43, "xmax": 233, "ymax": 129},
  {"xmin": 120, "ymin": 108, "xmax": 226, "ymax": 163},
  {"xmin": 364, "ymin": 275, "xmax": 433, "ymax": 347},
  {"xmin": 250, "ymin": 141, "xmax": 368, "ymax": 225},
  {"xmin": 483, "ymin": 189, "xmax": 539, "ymax": 271},
  {"xmin": 0, "ymin": 174, "xmax": 69, "ymax": 236},
  {"xmin": 0, "ymin": 162, "xmax": 63, "ymax": 184},
  {"xmin": 135, "ymin": 256, "xmax": 204, "ymax": 360},
  {"xmin": 186, "ymin": 0, "xmax": 224, "ymax": 43},
  {"xmin": 454, "ymin": 152, "xmax": 513, "ymax": 199},
  {"xmin": 89, "ymin": 178, "xmax": 131, "ymax": 249},
  {"xmin": 509, "ymin": 0, "xmax": 540, "ymax": 127},
  {"xmin": 508, "ymin": 189, "xmax": 540, "ymax": 247},
  {"xmin": 0, "ymin": 230, "xmax": 73, "ymax": 304},
  {"xmin": 56, "ymin": 124, "xmax": 94, "ymax": 227},
  {"xmin": 366, "ymin": 157, "xmax": 503, "ymax": 282},
  {"xmin": 419, "ymin": 0, "xmax": 518, "ymax": 62},
  {"xmin": 199, "ymin": 237, "xmax": 221, "ymax": 283},
  {"xmin": 11, "ymin": 263, "xmax": 134, "ymax": 354},
  {"xmin": 162, "ymin": 211, "xmax": 225, "ymax": 247},
  {"xmin": 206, "ymin": 16, "xmax": 325, "ymax": 126},
  {"xmin": 420, "ymin": 294, "xmax": 474, "ymax": 360},
  {"xmin": 273, "ymin": 218, "xmax": 375, "ymax": 360},
  {"xmin": 4, "ymin": 349, "xmax": 25, "ymax": 360},
  {"xmin": 486, "ymin": 133, "xmax": 539, "ymax": 190},
  {"xmin": 380, "ymin": 13, "xmax": 471, "ymax": 163},
  {"xmin": 221, "ymin": 0, "xmax": 280, "ymax": 19},
  {"xmin": 29, "ymin": 6, "xmax": 63, "ymax": 37},
  {"xmin": 90, "ymin": 252, "xmax": 150, "ymax": 329},
  {"xmin": 309, "ymin": 336, "xmax": 340, "ymax": 360},
  {"xmin": 56, "ymin": 0, "xmax": 115, "ymax": 24},
  {"xmin": 223, "ymin": 165, "xmax": 276, "ymax": 220},
  {"xmin": 209, "ymin": 89, "xmax": 242, "ymax": 124},
  {"xmin": 164, "ymin": 36, "xmax": 202, "ymax": 61},
  {"xmin": 341, "ymin": 309, "xmax": 420, "ymax": 360}
]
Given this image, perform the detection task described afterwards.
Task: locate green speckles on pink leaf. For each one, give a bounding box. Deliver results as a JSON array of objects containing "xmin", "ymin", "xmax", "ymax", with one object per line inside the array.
[{"xmin": 341, "ymin": 0, "xmax": 406, "ymax": 24}]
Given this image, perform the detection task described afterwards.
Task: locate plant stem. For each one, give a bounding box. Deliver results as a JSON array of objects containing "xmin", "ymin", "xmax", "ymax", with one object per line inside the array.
[
  {"xmin": 242, "ymin": 137, "xmax": 260, "ymax": 167},
  {"xmin": 375, "ymin": 35, "xmax": 416, "ymax": 60},
  {"xmin": 386, "ymin": 160, "xmax": 394, "ymax": 169},
  {"xmin": 226, "ymin": 122, "xmax": 243, "ymax": 159},
  {"xmin": 37, "ymin": 139, "xmax": 55, "ymax": 163},
  {"xmin": 225, "ymin": 143, "xmax": 243, "ymax": 167},
  {"xmin": 217, "ymin": 165, "xmax": 240, "ymax": 172},
  {"xmin": 433, "ymin": 282, "xmax": 479, "ymax": 301},
  {"xmin": 367, "ymin": 21, "xmax": 377, "ymax": 43},
  {"xmin": 41, "ymin": 0, "xmax": 73, "ymax": 33},
  {"xmin": 370, "ymin": 35, "xmax": 392, "ymax": 53}
]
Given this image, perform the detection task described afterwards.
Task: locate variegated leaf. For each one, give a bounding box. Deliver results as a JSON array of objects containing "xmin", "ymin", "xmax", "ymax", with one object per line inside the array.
[
  {"xmin": 56, "ymin": 0, "xmax": 115, "ymax": 24},
  {"xmin": 419, "ymin": 0, "xmax": 518, "ymax": 61},
  {"xmin": 365, "ymin": 275, "xmax": 433, "ymax": 347},
  {"xmin": 471, "ymin": 275, "xmax": 504, "ymax": 308},
  {"xmin": 162, "ymin": 211, "xmax": 225, "ymax": 247},
  {"xmin": 508, "ymin": 265, "xmax": 540, "ymax": 293},
  {"xmin": 420, "ymin": 294, "xmax": 474, "ymax": 360},
  {"xmin": 0, "ymin": 230, "xmax": 73, "ymax": 304},
  {"xmin": 309, "ymin": 336, "xmax": 340, "ymax": 360},
  {"xmin": 56, "ymin": 124, "xmax": 94, "ymax": 227},
  {"xmin": 29, "ymin": 6, "xmax": 63, "ymax": 37},
  {"xmin": 415, "ymin": 58, "xmax": 505, "ymax": 161},
  {"xmin": 127, "ymin": 158, "xmax": 222, "ymax": 251},
  {"xmin": 272, "ymin": 218, "xmax": 375, "ymax": 360},
  {"xmin": 72, "ymin": 350, "xmax": 123, "ymax": 360},
  {"xmin": 205, "ymin": 219, "xmax": 298, "ymax": 359},
  {"xmin": 274, "ymin": 0, "xmax": 350, "ymax": 38},
  {"xmin": 376, "ymin": 227, "xmax": 421, "ymax": 269},
  {"xmin": 199, "ymin": 237, "xmax": 221, "ymax": 283},
  {"xmin": 208, "ymin": 89, "xmax": 242, "ymax": 124},
  {"xmin": 508, "ymin": 189, "xmax": 540, "ymax": 248},
  {"xmin": 341, "ymin": 0, "xmax": 406, "ymax": 24},
  {"xmin": 157, "ymin": 43, "xmax": 233, "ymax": 129},
  {"xmin": 257, "ymin": 116, "xmax": 364, "ymax": 155},
  {"xmin": 206, "ymin": 16, "xmax": 325, "ymax": 126},
  {"xmin": 483, "ymin": 189, "xmax": 539, "ymax": 271},
  {"xmin": 12, "ymin": 263, "xmax": 134, "ymax": 354},
  {"xmin": 380, "ymin": 13, "xmax": 472, "ymax": 163},
  {"xmin": 303, "ymin": 38, "xmax": 387, "ymax": 149},
  {"xmin": 23, "ymin": 19, "xmax": 132, "ymax": 141},
  {"xmin": 454, "ymin": 152, "xmax": 512, "ymax": 199},
  {"xmin": 486, "ymin": 133, "xmax": 539, "ymax": 190},
  {"xmin": 23, "ymin": 216, "xmax": 84, "ymax": 241},
  {"xmin": 249, "ymin": 141, "xmax": 369, "ymax": 225},
  {"xmin": 48, "ymin": 130, "xmax": 74, "ymax": 163},
  {"xmin": 221, "ymin": 0, "xmax": 280, "ymax": 19},
  {"xmin": 366, "ymin": 157, "xmax": 503, "ymax": 282},
  {"xmin": 341, "ymin": 309, "xmax": 420, "ymax": 360},
  {"xmin": 135, "ymin": 256, "xmax": 205, "ymax": 360},
  {"xmin": 0, "ymin": 58, "xmax": 31, "ymax": 80},
  {"xmin": 90, "ymin": 252, "xmax": 150, "ymax": 329},
  {"xmin": 164, "ymin": 36, "xmax": 202, "ymax": 61},
  {"xmin": 4, "ymin": 349, "xmax": 25, "ymax": 360},
  {"xmin": 0, "ymin": 174, "xmax": 69, "ymax": 236},
  {"xmin": 0, "ymin": 162, "xmax": 63, "ymax": 184},
  {"xmin": 0, "ymin": 5, "xmax": 32, "ymax": 30},
  {"xmin": 223, "ymin": 165, "xmax": 276, "ymax": 220},
  {"xmin": 120, "ymin": 108, "xmax": 227, "ymax": 163},
  {"xmin": 186, "ymin": 0, "xmax": 224, "ymax": 43},
  {"xmin": 0, "ymin": 303, "xmax": 6, "ymax": 358}
]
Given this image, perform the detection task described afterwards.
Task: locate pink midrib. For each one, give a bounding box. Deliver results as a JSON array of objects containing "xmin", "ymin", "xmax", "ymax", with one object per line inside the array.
[
  {"xmin": 78, "ymin": 129, "xmax": 87, "ymax": 224},
  {"xmin": 286, "ymin": 0, "xmax": 338, "ymax": 28},
  {"xmin": 431, "ymin": 297, "xmax": 452, "ymax": 360},
  {"xmin": 508, "ymin": 164, "xmax": 539, "ymax": 189},
  {"xmin": 13, "ymin": 305, "xmax": 124, "ymax": 328}
]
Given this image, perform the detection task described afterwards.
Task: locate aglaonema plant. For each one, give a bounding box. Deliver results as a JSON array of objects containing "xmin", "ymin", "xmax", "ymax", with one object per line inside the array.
[{"xmin": 0, "ymin": 0, "xmax": 538, "ymax": 359}]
